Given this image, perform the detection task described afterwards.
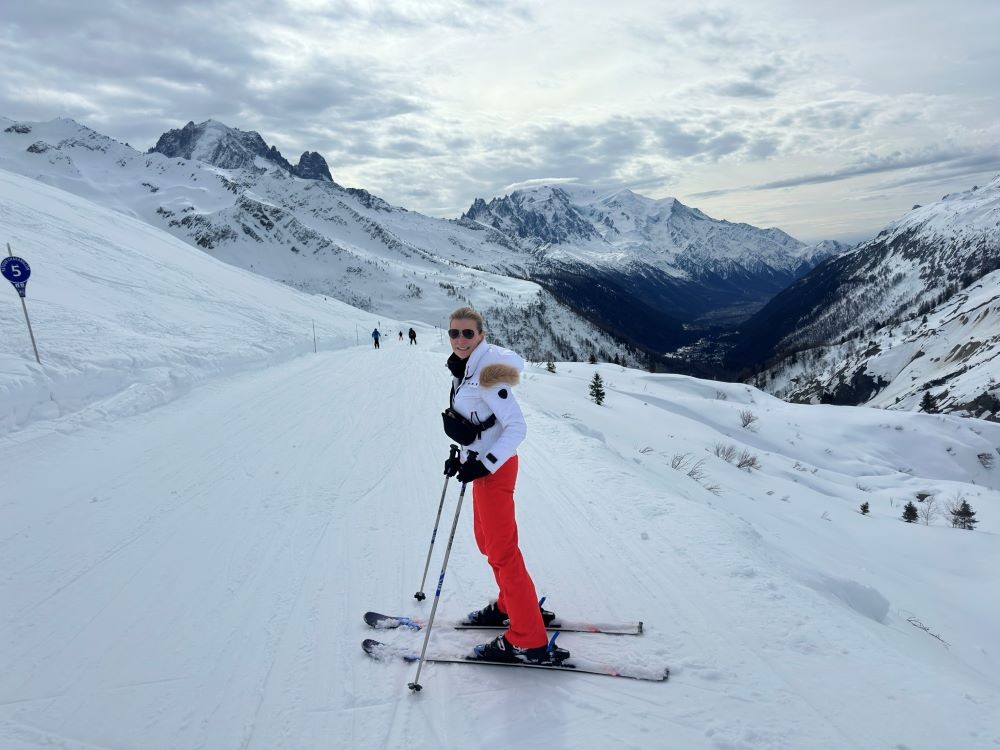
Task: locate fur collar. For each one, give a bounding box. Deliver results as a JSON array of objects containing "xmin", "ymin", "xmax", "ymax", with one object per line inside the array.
[{"xmin": 479, "ymin": 363, "xmax": 520, "ymax": 388}]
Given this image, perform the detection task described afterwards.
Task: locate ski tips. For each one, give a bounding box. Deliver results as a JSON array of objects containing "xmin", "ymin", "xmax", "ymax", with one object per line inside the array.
[{"xmin": 362, "ymin": 638, "xmax": 391, "ymax": 661}]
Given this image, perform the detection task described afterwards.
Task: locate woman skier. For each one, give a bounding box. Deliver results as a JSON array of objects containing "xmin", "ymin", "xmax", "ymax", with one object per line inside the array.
[{"xmin": 442, "ymin": 306, "xmax": 567, "ymax": 665}]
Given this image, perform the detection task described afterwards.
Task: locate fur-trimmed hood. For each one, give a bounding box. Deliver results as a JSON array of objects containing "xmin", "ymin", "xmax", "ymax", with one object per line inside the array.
[
  {"xmin": 479, "ymin": 363, "xmax": 521, "ymax": 388},
  {"xmin": 467, "ymin": 343, "xmax": 524, "ymax": 389}
]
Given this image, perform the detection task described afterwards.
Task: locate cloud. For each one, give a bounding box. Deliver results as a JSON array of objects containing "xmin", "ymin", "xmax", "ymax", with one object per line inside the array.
[
  {"xmin": 776, "ymin": 100, "xmax": 878, "ymax": 131},
  {"xmin": 651, "ymin": 119, "xmax": 748, "ymax": 160},
  {"xmin": 0, "ymin": 0, "xmax": 998, "ymax": 243},
  {"xmin": 690, "ymin": 148, "xmax": 1000, "ymax": 198},
  {"xmin": 502, "ymin": 177, "xmax": 582, "ymax": 192},
  {"xmin": 0, "ymin": 0, "xmax": 434, "ymax": 149},
  {"xmin": 716, "ymin": 81, "xmax": 776, "ymax": 99}
]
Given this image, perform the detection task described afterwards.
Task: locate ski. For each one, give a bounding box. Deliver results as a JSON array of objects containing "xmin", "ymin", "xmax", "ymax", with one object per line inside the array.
[
  {"xmin": 362, "ymin": 639, "xmax": 668, "ymax": 682},
  {"xmin": 364, "ymin": 611, "xmax": 642, "ymax": 636}
]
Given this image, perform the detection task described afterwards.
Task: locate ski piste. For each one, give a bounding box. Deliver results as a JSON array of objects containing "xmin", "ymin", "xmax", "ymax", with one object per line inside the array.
[
  {"xmin": 362, "ymin": 639, "xmax": 669, "ymax": 682},
  {"xmin": 364, "ymin": 610, "xmax": 643, "ymax": 636}
]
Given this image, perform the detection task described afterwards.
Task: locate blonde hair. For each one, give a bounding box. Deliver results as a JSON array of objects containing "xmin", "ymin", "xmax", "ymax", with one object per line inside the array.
[{"xmin": 449, "ymin": 306, "xmax": 486, "ymax": 333}]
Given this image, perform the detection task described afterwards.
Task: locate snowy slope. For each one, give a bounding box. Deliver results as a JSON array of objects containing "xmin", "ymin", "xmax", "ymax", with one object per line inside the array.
[
  {"xmin": 0, "ymin": 117, "xmax": 624, "ymax": 362},
  {"xmin": 0, "ymin": 167, "xmax": 382, "ymax": 432},
  {"xmin": 2, "ymin": 165, "xmax": 1000, "ymax": 749},
  {"xmin": 2, "ymin": 344, "xmax": 998, "ymax": 749}
]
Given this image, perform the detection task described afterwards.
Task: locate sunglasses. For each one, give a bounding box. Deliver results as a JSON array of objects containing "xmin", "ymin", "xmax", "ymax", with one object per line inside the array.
[{"xmin": 448, "ymin": 328, "xmax": 478, "ymax": 339}]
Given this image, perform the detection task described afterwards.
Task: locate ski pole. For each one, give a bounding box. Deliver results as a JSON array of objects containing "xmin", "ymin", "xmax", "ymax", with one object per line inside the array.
[
  {"xmin": 415, "ymin": 444, "xmax": 461, "ymax": 601},
  {"xmin": 408, "ymin": 451, "xmax": 475, "ymax": 692}
]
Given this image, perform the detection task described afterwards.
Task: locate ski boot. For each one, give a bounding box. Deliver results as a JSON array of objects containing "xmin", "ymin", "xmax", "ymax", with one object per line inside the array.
[
  {"xmin": 472, "ymin": 633, "xmax": 570, "ymax": 665},
  {"xmin": 465, "ymin": 598, "xmax": 557, "ymax": 627}
]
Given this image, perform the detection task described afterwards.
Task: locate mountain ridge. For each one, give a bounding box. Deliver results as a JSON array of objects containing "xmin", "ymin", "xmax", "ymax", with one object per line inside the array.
[
  {"xmin": 2, "ymin": 115, "xmax": 846, "ymax": 370},
  {"xmin": 734, "ymin": 175, "xmax": 1000, "ymax": 416}
]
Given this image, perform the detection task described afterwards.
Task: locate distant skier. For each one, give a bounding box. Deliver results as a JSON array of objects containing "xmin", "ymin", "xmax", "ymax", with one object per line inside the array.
[
  {"xmin": 399, "ymin": 330, "xmax": 404, "ymax": 341},
  {"xmin": 408, "ymin": 327, "xmax": 417, "ymax": 345},
  {"xmin": 441, "ymin": 306, "xmax": 567, "ymax": 665},
  {"xmin": 372, "ymin": 328, "xmax": 381, "ymax": 349}
]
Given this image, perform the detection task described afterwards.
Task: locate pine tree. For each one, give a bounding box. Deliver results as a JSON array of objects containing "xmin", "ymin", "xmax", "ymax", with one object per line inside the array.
[
  {"xmin": 919, "ymin": 391, "xmax": 939, "ymax": 413},
  {"xmin": 860, "ymin": 501, "xmax": 870, "ymax": 515},
  {"xmin": 950, "ymin": 500, "xmax": 978, "ymax": 530},
  {"xmin": 902, "ymin": 501, "xmax": 918, "ymax": 523},
  {"xmin": 546, "ymin": 360, "xmax": 556, "ymax": 373},
  {"xmin": 589, "ymin": 373, "xmax": 606, "ymax": 405},
  {"xmin": 588, "ymin": 353, "xmax": 598, "ymax": 364}
]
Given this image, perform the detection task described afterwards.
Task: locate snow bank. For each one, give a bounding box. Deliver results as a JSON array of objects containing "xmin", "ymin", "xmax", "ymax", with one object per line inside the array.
[{"xmin": 0, "ymin": 168, "xmax": 381, "ymax": 433}]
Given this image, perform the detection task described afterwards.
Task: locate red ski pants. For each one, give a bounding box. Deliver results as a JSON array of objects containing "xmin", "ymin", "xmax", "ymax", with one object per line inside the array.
[{"xmin": 471, "ymin": 455, "xmax": 548, "ymax": 648}]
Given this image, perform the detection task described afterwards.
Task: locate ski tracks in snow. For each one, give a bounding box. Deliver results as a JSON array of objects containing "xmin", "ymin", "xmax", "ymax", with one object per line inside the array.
[{"xmin": 0, "ymin": 345, "xmax": 444, "ymax": 750}]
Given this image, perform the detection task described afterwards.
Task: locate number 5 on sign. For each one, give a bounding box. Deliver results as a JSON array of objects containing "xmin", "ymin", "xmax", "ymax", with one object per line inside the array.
[{"xmin": 3, "ymin": 244, "xmax": 41, "ymax": 365}]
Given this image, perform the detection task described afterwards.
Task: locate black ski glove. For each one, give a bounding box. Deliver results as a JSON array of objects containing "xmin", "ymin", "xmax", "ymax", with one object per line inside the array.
[{"xmin": 457, "ymin": 459, "xmax": 491, "ymax": 484}]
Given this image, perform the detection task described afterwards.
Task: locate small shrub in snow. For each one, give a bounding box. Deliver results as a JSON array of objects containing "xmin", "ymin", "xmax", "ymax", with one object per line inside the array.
[
  {"xmin": 687, "ymin": 458, "xmax": 708, "ymax": 482},
  {"xmin": 668, "ymin": 453, "xmax": 716, "ymax": 493},
  {"xmin": 715, "ymin": 390, "xmax": 728, "ymax": 400},
  {"xmin": 546, "ymin": 361, "xmax": 556, "ymax": 373},
  {"xmin": 736, "ymin": 450, "xmax": 761, "ymax": 472},
  {"xmin": 740, "ymin": 410, "xmax": 759, "ymax": 430},
  {"xmin": 860, "ymin": 501, "xmax": 870, "ymax": 515},
  {"xmin": 715, "ymin": 443, "xmax": 738, "ymax": 463},
  {"xmin": 902, "ymin": 501, "xmax": 919, "ymax": 523},
  {"xmin": 978, "ymin": 452, "xmax": 994, "ymax": 469},
  {"xmin": 670, "ymin": 452, "xmax": 692, "ymax": 471}
]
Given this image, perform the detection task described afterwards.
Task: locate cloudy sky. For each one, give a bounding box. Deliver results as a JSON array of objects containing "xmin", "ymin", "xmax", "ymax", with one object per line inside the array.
[{"xmin": 2, "ymin": 0, "xmax": 999, "ymax": 242}]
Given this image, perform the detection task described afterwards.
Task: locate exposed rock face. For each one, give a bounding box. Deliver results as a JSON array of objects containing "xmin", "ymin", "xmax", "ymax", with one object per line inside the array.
[
  {"xmin": 149, "ymin": 120, "xmax": 332, "ymax": 182},
  {"xmin": 292, "ymin": 151, "xmax": 332, "ymax": 181}
]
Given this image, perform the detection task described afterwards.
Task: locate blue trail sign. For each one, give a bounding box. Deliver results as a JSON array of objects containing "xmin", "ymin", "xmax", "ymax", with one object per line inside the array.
[
  {"xmin": 3, "ymin": 246, "xmax": 40, "ymax": 364},
  {"xmin": 1, "ymin": 255, "xmax": 30, "ymax": 298}
]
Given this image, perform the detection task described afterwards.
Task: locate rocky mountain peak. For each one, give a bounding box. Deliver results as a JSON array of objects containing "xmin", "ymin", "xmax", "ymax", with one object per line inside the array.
[
  {"xmin": 293, "ymin": 151, "xmax": 333, "ymax": 182},
  {"xmin": 462, "ymin": 185, "xmax": 601, "ymax": 244},
  {"xmin": 148, "ymin": 120, "xmax": 332, "ymax": 181}
]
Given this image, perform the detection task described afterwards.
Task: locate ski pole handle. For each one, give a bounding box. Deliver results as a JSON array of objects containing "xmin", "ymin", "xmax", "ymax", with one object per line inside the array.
[{"xmin": 442, "ymin": 443, "xmax": 460, "ymax": 477}]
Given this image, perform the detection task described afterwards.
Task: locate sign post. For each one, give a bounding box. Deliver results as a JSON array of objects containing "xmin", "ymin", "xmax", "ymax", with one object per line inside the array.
[{"xmin": 2, "ymin": 243, "xmax": 41, "ymax": 365}]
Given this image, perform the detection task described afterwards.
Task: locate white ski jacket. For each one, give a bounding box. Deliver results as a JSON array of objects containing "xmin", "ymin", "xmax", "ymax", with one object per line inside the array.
[{"xmin": 449, "ymin": 342, "xmax": 526, "ymax": 473}]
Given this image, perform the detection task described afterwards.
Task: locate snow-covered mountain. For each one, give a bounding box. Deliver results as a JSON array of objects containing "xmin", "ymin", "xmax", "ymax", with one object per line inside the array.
[
  {"xmin": 462, "ymin": 184, "xmax": 846, "ymax": 334},
  {"xmin": 2, "ymin": 163, "xmax": 998, "ymax": 749},
  {"xmin": 752, "ymin": 268, "xmax": 1000, "ymax": 416},
  {"xmin": 735, "ymin": 176, "xmax": 1000, "ymax": 415},
  {"xmin": 1, "ymin": 116, "xmax": 844, "ymax": 368},
  {"xmin": 0, "ymin": 116, "xmax": 627, "ymax": 363}
]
